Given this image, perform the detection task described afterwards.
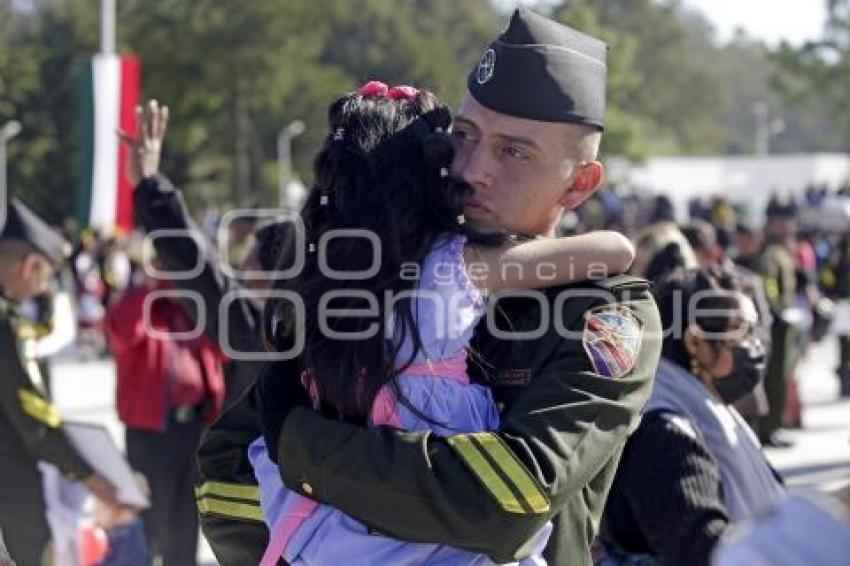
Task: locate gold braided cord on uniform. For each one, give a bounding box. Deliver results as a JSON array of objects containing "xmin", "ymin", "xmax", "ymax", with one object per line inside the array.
[
  {"xmin": 195, "ymin": 481, "xmax": 263, "ymax": 523},
  {"xmin": 473, "ymin": 433, "xmax": 550, "ymax": 514},
  {"xmin": 18, "ymin": 389, "xmax": 61, "ymax": 428},
  {"xmin": 196, "ymin": 497, "xmax": 264, "ymax": 523},
  {"xmin": 448, "ymin": 432, "xmax": 549, "ymax": 515},
  {"xmin": 196, "ymin": 481, "xmax": 260, "ymax": 502}
]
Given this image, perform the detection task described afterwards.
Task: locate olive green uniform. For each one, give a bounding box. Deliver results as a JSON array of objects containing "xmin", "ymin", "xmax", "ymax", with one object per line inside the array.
[
  {"xmin": 758, "ymin": 240, "xmax": 797, "ymax": 437},
  {"xmin": 198, "ymin": 276, "xmax": 661, "ymax": 565},
  {"xmin": 0, "ymin": 295, "xmax": 93, "ymax": 565}
]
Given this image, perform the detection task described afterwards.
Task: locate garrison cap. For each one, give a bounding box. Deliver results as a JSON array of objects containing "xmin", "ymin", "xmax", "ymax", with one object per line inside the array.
[
  {"xmin": 765, "ymin": 199, "xmax": 798, "ymax": 220},
  {"xmin": 1, "ymin": 198, "xmax": 69, "ymax": 265},
  {"xmin": 468, "ymin": 7, "xmax": 607, "ymax": 129}
]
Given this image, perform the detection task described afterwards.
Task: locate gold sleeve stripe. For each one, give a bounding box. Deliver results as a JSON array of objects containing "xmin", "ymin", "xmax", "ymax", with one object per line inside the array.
[
  {"xmin": 18, "ymin": 389, "xmax": 61, "ymax": 428},
  {"xmin": 447, "ymin": 434, "xmax": 526, "ymax": 514},
  {"xmin": 196, "ymin": 497, "xmax": 264, "ymax": 523},
  {"xmin": 472, "ymin": 433, "xmax": 549, "ymax": 514},
  {"xmin": 195, "ymin": 481, "xmax": 260, "ymax": 502}
]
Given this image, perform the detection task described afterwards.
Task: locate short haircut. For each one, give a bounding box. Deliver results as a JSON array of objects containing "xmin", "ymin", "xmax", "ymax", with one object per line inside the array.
[
  {"xmin": 0, "ymin": 238, "xmax": 39, "ymax": 267},
  {"xmin": 681, "ymin": 220, "xmax": 717, "ymax": 253},
  {"xmin": 565, "ymin": 124, "xmax": 602, "ymax": 162}
]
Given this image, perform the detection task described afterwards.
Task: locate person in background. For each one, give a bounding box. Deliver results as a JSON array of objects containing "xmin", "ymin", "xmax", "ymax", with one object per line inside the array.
[
  {"xmin": 0, "ymin": 198, "xmax": 121, "ymax": 565},
  {"xmin": 632, "ymin": 221, "xmax": 697, "ymax": 280},
  {"xmin": 756, "ymin": 200, "xmax": 798, "ymax": 447},
  {"xmin": 121, "ymin": 100, "xmax": 293, "ymax": 408},
  {"xmin": 105, "ymin": 251, "xmax": 226, "ymax": 566},
  {"xmin": 599, "ymin": 266, "xmax": 783, "ymax": 566},
  {"xmin": 834, "ymin": 231, "xmax": 850, "ymax": 396},
  {"xmin": 686, "ymin": 219, "xmax": 774, "ymax": 434},
  {"xmin": 72, "ymin": 229, "xmax": 107, "ymax": 358}
]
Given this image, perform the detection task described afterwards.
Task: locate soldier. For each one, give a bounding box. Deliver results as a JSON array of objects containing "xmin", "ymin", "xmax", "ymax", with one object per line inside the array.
[
  {"xmin": 195, "ymin": 8, "xmax": 662, "ymax": 565},
  {"xmin": 756, "ymin": 200, "xmax": 798, "ymax": 447},
  {"xmin": 0, "ymin": 198, "xmax": 120, "ymax": 565}
]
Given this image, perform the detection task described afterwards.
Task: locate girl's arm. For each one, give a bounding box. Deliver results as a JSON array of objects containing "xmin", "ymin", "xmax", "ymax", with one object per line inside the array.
[{"xmin": 465, "ymin": 231, "xmax": 634, "ymax": 292}]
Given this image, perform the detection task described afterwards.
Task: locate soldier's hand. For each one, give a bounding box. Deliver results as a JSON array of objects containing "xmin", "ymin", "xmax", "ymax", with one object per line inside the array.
[
  {"xmin": 84, "ymin": 472, "xmax": 122, "ymax": 508},
  {"xmin": 256, "ymin": 360, "xmax": 312, "ymax": 464},
  {"xmin": 118, "ymin": 98, "xmax": 169, "ymax": 186}
]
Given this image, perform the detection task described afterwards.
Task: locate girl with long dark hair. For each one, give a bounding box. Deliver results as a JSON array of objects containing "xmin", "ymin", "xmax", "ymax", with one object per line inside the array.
[{"xmin": 251, "ymin": 81, "xmax": 635, "ymax": 565}]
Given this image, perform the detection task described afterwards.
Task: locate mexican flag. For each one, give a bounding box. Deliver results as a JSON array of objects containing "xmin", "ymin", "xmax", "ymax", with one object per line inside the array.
[{"xmin": 77, "ymin": 54, "xmax": 140, "ymax": 233}]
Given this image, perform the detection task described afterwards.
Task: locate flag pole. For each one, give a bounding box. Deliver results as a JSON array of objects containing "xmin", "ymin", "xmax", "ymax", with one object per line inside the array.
[{"xmin": 101, "ymin": 0, "xmax": 115, "ymax": 55}]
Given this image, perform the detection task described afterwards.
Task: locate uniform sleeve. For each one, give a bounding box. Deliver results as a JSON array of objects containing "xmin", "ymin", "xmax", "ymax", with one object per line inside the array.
[
  {"xmin": 0, "ymin": 320, "xmax": 92, "ymax": 481},
  {"xmin": 609, "ymin": 412, "xmax": 729, "ymax": 566},
  {"xmin": 196, "ymin": 383, "xmax": 269, "ymax": 565},
  {"xmin": 133, "ymin": 175, "xmax": 259, "ymax": 354},
  {"xmin": 274, "ymin": 280, "xmax": 662, "ymax": 562}
]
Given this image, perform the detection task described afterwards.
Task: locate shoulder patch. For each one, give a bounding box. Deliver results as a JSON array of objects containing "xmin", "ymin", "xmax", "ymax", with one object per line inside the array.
[{"xmin": 582, "ymin": 305, "xmax": 642, "ymax": 378}]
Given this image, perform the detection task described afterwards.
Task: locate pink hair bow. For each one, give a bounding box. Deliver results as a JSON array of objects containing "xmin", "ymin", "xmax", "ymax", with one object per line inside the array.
[
  {"xmin": 359, "ymin": 80, "xmax": 389, "ymax": 98},
  {"xmin": 358, "ymin": 81, "xmax": 419, "ymax": 100},
  {"xmin": 387, "ymin": 85, "xmax": 418, "ymax": 100}
]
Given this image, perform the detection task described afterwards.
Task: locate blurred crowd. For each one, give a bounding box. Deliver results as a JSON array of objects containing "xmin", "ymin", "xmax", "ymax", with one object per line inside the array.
[
  {"xmin": 7, "ymin": 180, "xmax": 850, "ymax": 565},
  {"xmin": 569, "ymin": 184, "xmax": 850, "ymax": 444}
]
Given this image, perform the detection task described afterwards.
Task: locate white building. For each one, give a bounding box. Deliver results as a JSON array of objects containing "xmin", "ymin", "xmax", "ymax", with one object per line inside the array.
[{"xmin": 608, "ymin": 153, "xmax": 850, "ymax": 223}]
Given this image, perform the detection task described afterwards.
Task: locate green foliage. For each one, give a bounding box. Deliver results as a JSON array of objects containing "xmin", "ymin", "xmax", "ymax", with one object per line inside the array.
[
  {"xmin": 1, "ymin": 0, "xmax": 846, "ymax": 223},
  {"xmin": 772, "ymin": 0, "xmax": 850, "ymax": 149}
]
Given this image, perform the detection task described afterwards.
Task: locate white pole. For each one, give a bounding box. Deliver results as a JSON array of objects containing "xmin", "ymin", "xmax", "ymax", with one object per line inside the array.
[
  {"xmin": 754, "ymin": 101, "xmax": 769, "ymax": 156},
  {"xmin": 101, "ymin": 0, "xmax": 116, "ymax": 54},
  {"xmin": 0, "ymin": 121, "xmax": 23, "ymax": 229},
  {"xmin": 277, "ymin": 120, "xmax": 305, "ymax": 208}
]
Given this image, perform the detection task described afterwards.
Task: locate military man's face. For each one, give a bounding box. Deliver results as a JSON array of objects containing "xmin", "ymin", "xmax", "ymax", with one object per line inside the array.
[
  {"xmin": 17, "ymin": 253, "xmax": 54, "ymax": 300},
  {"xmin": 451, "ymin": 94, "xmax": 602, "ymax": 236}
]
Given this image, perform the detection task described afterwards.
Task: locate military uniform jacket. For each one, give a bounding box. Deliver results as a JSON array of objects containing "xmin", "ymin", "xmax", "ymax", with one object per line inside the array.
[
  {"xmin": 0, "ymin": 295, "xmax": 92, "ymax": 526},
  {"xmin": 198, "ymin": 275, "xmax": 661, "ymax": 565}
]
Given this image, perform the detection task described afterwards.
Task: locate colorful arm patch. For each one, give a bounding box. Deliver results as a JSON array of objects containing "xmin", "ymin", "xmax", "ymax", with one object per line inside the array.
[{"xmin": 582, "ymin": 306, "xmax": 642, "ymax": 379}]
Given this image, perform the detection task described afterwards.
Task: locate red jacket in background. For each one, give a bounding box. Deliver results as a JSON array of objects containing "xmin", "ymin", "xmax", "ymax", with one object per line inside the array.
[{"xmin": 106, "ymin": 285, "xmax": 226, "ymax": 432}]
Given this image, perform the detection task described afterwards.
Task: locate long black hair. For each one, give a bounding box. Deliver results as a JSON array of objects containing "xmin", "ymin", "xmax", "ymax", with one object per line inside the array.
[
  {"xmin": 263, "ymin": 88, "xmax": 488, "ymax": 420},
  {"xmin": 653, "ymin": 266, "xmax": 741, "ymax": 371}
]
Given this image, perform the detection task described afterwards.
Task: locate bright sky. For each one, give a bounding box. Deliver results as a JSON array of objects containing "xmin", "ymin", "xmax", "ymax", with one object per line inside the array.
[
  {"xmin": 682, "ymin": 0, "xmax": 827, "ymax": 45},
  {"xmin": 498, "ymin": 0, "xmax": 829, "ymax": 46}
]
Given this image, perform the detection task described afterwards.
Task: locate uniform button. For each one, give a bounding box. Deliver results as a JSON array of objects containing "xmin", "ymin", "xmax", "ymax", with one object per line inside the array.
[{"xmin": 301, "ymin": 482, "xmax": 313, "ymax": 495}]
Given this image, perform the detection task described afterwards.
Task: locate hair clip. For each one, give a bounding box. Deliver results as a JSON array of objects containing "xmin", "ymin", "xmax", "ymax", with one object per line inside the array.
[
  {"xmin": 320, "ymin": 194, "xmax": 329, "ymax": 206},
  {"xmin": 440, "ymin": 167, "xmax": 449, "ymax": 178},
  {"xmin": 456, "ymin": 214, "xmax": 466, "ymax": 225},
  {"xmin": 332, "ymin": 128, "xmax": 345, "ymax": 141},
  {"xmin": 387, "ymin": 85, "xmax": 419, "ymax": 100},
  {"xmin": 359, "ymin": 81, "xmax": 389, "ymax": 98}
]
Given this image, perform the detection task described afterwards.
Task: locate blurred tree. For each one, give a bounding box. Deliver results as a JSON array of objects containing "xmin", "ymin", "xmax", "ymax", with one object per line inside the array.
[
  {"xmin": 1, "ymin": 0, "xmax": 503, "ymax": 219},
  {"xmin": 553, "ymin": 0, "xmax": 724, "ymax": 158},
  {"xmin": 772, "ymin": 0, "xmax": 850, "ymax": 149},
  {"xmin": 0, "ymin": 0, "xmax": 99, "ymax": 223},
  {"xmin": 3, "ymin": 0, "xmax": 846, "ymax": 224}
]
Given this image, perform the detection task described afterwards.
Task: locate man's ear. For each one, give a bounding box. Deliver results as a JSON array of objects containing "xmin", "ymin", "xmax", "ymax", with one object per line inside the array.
[
  {"xmin": 558, "ymin": 161, "xmax": 604, "ymax": 209},
  {"xmin": 19, "ymin": 253, "xmax": 38, "ymax": 281}
]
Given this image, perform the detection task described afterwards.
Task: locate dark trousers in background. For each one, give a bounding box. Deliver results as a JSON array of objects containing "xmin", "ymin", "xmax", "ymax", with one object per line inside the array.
[
  {"xmin": 838, "ymin": 335, "xmax": 850, "ymax": 397},
  {"xmin": 127, "ymin": 416, "xmax": 203, "ymax": 566},
  {"xmin": 762, "ymin": 320, "xmax": 795, "ymax": 438}
]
